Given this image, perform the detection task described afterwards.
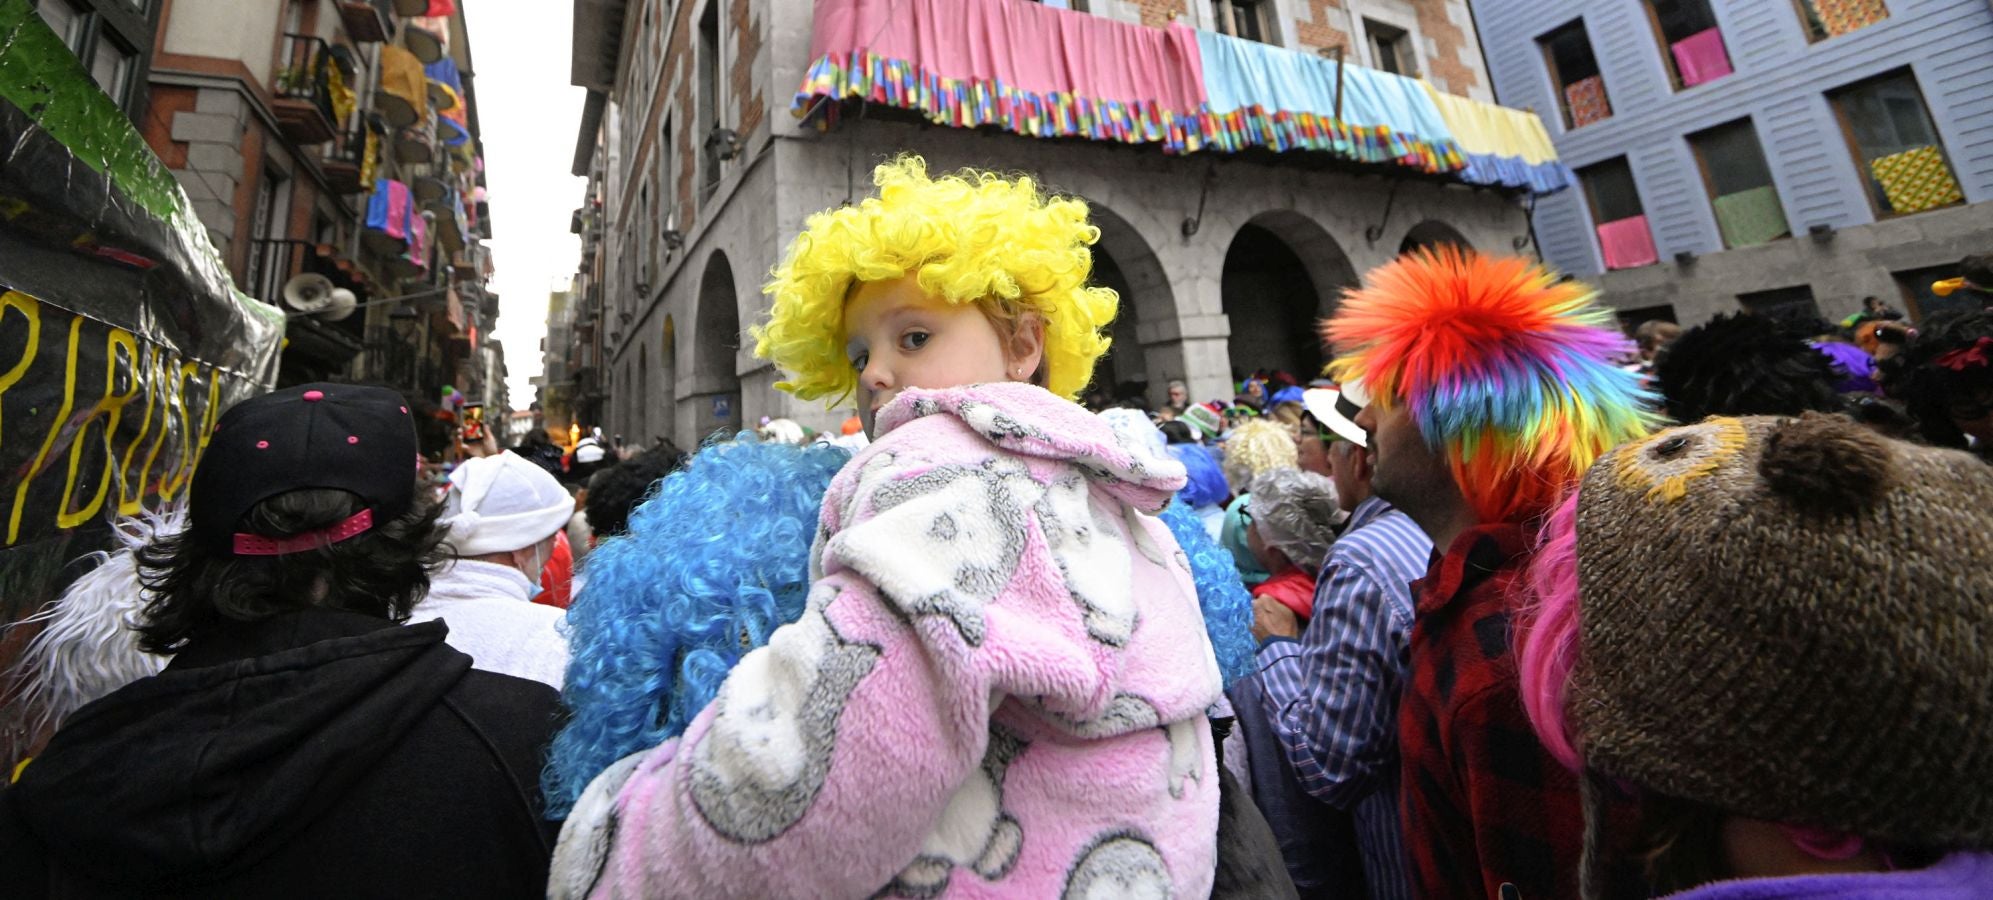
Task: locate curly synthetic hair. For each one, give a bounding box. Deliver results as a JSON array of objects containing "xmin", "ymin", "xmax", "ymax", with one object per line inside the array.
[
  {"xmin": 543, "ymin": 436, "xmax": 852, "ymax": 817},
  {"xmin": 134, "ymin": 489, "xmax": 449, "ymax": 654},
  {"xmin": 1246, "ymin": 468, "xmax": 1342, "ymax": 573},
  {"xmin": 1322, "ymin": 248, "xmax": 1661, "ymax": 523},
  {"xmin": 754, "ymin": 155, "xmax": 1118, "ymax": 403},
  {"xmin": 1653, "ymin": 313, "xmax": 1845, "ymax": 425},
  {"xmin": 1168, "ymin": 443, "xmax": 1230, "ymax": 508},
  {"xmin": 583, "ymin": 445, "xmax": 689, "ymax": 538},
  {"xmin": 1220, "ymin": 419, "xmax": 1299, "ymax": 493},
  {"xmin": 1157, "ymin": 496, "xmax": 1255, "ymax": 686}
]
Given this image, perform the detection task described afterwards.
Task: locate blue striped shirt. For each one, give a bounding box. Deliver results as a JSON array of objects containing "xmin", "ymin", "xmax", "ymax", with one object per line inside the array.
[{"xmin": 1253, "ymin": 496, "xmax": 1432, "ymax": 900}]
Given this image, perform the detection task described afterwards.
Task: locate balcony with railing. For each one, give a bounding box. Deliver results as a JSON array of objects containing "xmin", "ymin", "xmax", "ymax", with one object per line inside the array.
[
  {"xmin": 273, "ymin": 34, "xmax": 352, "ymax": 145},
  {"xmin": 322, "ymin": 114, "xmax": 386, "ymax": 194},
  {"xmin": 794, "ymin": 0, "xmax": 1572, "ymax": 195},
  {"xmin": 337, "ymin": 0, "xmax": 394, "ymax": 42}
]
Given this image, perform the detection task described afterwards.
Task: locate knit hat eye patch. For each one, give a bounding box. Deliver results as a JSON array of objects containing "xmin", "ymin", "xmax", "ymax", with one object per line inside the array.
[{"xmin": 1611, "ymin": 417, "xmax": 1749, "ymax": 505}]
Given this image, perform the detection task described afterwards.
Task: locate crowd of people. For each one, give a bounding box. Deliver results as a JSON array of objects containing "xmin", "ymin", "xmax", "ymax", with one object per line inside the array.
[{"xmin": 2, "ymin": 157, "xmax": 1989, "ymax": 899}]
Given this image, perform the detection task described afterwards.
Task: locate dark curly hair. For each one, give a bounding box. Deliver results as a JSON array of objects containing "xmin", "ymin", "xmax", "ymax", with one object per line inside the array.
[
  {"xmin": 135, "ymin": 489, "xmax": 450, "ymax": 654},
  {"xmin": 583, "ymin": 445, "xmax": 688, "ymax": 538},
  {"xmin": 1883, "ymin": 309, "xmax": 1993, "ymax": 451},
  {"xmin": 1654, "ymin": 313, "xmax": 1845, "ymax": 424}
]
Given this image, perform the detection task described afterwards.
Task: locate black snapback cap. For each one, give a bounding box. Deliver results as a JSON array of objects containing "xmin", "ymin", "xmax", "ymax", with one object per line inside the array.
[{"xmin": 189, "ymin": 383, "xmax": 420, "ymax": 553}]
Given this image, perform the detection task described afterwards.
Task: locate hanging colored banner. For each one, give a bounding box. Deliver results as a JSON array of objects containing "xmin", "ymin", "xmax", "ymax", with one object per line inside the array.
[{"xmin": 0, "ymin": 1, "xmax": 281, "ymax": 764}]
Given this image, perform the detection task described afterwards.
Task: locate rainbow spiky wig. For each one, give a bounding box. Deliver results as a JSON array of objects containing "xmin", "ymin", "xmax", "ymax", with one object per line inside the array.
[
  {"xmin": 753, "ymin": 156, "xmax": 1118, "ymax": 404},
  {"xmin": 1323, "ymin": 248, "xmax": 1660, "ymax": 524}
]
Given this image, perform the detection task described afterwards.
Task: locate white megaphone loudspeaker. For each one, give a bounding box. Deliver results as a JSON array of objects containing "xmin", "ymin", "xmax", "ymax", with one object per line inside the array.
[
  {"xmin": 283, "ymin": 273, "xmax": 338, "ymax": 314},
  {"xmin": 321, "ymin": 287, "xmax": 358, "ymax": 322},
  {"xmin": 283, "ymin": 273, "xmax": 361, "ymax": 322}
]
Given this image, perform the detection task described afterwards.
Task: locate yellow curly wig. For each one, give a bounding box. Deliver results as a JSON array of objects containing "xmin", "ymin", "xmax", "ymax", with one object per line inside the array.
[
  {"xmin": 1221, "ymin": 419, "xmax": 1299, "ymax": 493},
  {"xmin": 753, "ymin": 156, "xmax": 1118, "ymax": 404}
]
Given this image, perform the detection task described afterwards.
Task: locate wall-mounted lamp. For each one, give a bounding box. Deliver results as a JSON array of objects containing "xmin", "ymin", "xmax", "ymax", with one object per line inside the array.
[
  {"xmin": 1181, "ymin": 163, "xmax": 1218, "ymax": 238},
  {"xmin": 705, "ymin": 127, "xmax": 745, "ymax": 162},
  {"xmin": 1808, "ymin": 223, "xmax": 1835, "ymax": 243},
  {"xmin": 1674, "ymin": 250, "xmax": 1696, "ymax": 266},
  {"xmin": 662, "ymin": 228, "xmax": 685, "ymax": 252}
]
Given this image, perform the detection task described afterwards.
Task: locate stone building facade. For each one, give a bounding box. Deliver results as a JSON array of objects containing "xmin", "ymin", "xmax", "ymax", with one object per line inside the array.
[{"xmin": 564, "ymin": 0, "xmax": 1549, "ymax": 446}]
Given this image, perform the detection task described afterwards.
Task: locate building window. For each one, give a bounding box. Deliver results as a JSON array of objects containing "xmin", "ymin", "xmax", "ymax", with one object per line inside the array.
[
  {"xmin": 697, "ymin": 0, "xmax": 722, "ymax": 204},
  {"xmin": 1794, "ymin": 0, "xmax": 1887, "ymax": 43},
  {"xmin": 1212, "ymin": 0, "xmax": 1270, "ymax": 44},
  {"xmin": 658, "ymin": 115, "xmax": 676, "ymax": 248},
  {"xmin": 1614, "ymin": 304, "xmax": 1679, "ymax": 334},
  {"xmin": 1580, "ymin": 157, "xmax": 1657, "ymax": 270},
  {"xmin": 88, "ymin": 29, "xmax": 134, "ymax": 101},
  {"xmin": 1688, "ymin": 119, "xmax": 1788, "ymax": 248},
  {"xmin": 1738, "ymin": 286, "xmax": 1822, "ymax": 330},
  {"xmin": 33, "ymin": 0, "xmax": 86, "ymax": 50},
  {"xmin": 1540, "ymin": 20, "xmax": 1609, "ymax": 130},
  {"xmin": 1365, "ymin": 20, "xmax": 1418, "ymax": 77},
  {"xmin": 243, "ymin": 165, "xmax": 291, "ymax": 299},
  {"xmin": 1645, "ymin": 0, "xmax": 1730, "ymax": 90},
  {"xmin": 30, "ymin": 0, "xmax": 158, "ymax": 117},
  {"xmin": 1893, "ymin": 265, "xmax": 1978, "ymax": 323},
  {"xmin": 637, "ymin": 181, "xmax": 651, "ymax": 284},
  {"xmin": 1035, "ymin": 0, "xmax": 1089, "ymax": 10},
  {"xmin": 1829, "ymin": 69, "xmax": 1963, "ymax": 218}
]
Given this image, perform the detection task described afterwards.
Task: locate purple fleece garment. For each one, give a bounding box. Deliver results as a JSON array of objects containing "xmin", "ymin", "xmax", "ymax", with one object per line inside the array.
[
  {"xmin": 549, "ymin": 382, "xmax": 1225, "ymax": 898},
  {"xmin": 1667, "ymin": 852, "xmax": 1993, "ymax": 899}
]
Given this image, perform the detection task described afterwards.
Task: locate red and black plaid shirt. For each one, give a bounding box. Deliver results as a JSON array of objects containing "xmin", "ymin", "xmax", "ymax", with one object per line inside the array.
[{"xmin": 1396, "ymin": 524, "xmax": 1600, "ymax": 899}]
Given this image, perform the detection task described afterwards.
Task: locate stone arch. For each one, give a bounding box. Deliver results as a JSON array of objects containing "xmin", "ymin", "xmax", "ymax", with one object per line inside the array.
[
  {"xmin": 1398, "ymin": 220, "xmax": 1474, "ymax": 257},
  {"xmin": 1222, "ymin": 210, "xmax": 1359, "ymax": 385},
  {"xmin": 690, "ymin": 249, "xmax": 743, "ymax": 440},
  {"xmin": 1082, "ymin": 200, "xmax": 1174, "ymax": 406}
]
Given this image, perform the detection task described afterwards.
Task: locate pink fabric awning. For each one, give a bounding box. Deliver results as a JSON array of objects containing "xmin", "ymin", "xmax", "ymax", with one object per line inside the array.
[
  {"xmin": 808, "ymin": 0, "xmax": 1206, "ymax": 114},
  {"xmin": 1598, "ymin": 215, "xmax": 1658, "ymax": 270},
  {"xmin": 1671, "ymin": 28, "xmax": 1732, "ymax": 88}
]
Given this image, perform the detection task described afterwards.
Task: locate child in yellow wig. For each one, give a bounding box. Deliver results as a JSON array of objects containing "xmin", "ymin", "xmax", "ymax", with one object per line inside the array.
[{"xmin": 548, "ymin": 157, "xmax": 1226, "ymax": 898}]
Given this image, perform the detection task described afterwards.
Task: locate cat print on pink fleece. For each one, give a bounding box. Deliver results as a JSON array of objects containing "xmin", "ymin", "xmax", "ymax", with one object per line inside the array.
[{"xmin": 550, "ymin": 382, "xmax": 1224, "ymax": 898}]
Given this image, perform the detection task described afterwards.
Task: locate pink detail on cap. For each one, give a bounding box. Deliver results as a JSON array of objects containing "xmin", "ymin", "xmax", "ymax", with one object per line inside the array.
[
  {"xmin": 256, "ymin": 440, "xmax": 270, "ymax": 449},
  {"xmin": 347, "ymin": 435, "xmax": 360, "ymax": 444},
  {"xmin": 302, "ymin": 390, "xmax": 325, "ymax": 401},
  {"xmin": 232, "ymin": 509, "xmax": 375, "ymax": 556},
  {"xmin": 400, "ymin": 406, "xmax": 409, "ymax": 414}
]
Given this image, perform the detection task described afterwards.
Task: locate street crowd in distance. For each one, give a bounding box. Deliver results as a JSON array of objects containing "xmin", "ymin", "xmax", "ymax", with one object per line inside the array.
[{"xmin": 3, "ymin": 158, "xmax": 1989, "ymax": 899}]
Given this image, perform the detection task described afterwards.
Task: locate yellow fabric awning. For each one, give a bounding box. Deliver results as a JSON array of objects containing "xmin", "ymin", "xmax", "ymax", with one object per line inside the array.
[{"xmin": 1422, "ymin": 83, "xmax": 1559, "ymax": 166}]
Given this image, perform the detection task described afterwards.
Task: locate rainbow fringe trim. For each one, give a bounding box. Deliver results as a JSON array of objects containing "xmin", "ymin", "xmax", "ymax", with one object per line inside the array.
[
  {"xmin": 794, "ymin": 50, "xmax": 1467, "ymax": 175},
  {"xmin": 796, "ymin": 51, "xmax": 1205, "ymax": 154}
]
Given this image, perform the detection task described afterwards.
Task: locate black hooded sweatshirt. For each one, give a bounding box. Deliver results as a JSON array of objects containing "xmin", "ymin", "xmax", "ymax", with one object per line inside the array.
[{"xmin": 0, "ymin": 608, "xmax": 562, "ymax": 898}]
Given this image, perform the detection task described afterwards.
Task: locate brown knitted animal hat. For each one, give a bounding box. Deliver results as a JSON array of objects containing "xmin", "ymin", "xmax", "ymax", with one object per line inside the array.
[{"xmin": 1569, "ymin": 412, "xmax": 1993, "ymax": 848}]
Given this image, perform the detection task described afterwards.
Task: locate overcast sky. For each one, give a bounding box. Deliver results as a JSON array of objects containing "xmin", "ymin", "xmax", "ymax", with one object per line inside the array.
[{"xmin": 464, "ymin": 1, "xmax": 586, "ymax": 409}]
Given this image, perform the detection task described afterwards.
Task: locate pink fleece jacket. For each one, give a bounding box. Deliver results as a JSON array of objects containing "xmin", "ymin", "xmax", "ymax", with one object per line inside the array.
[{"xmin": 550, "ymin": 382, "xmax": 1224, "ymax": 898}]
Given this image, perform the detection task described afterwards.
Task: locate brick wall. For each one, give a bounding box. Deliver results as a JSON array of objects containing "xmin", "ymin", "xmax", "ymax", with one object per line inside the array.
[
  {"xmin": 1294, "ymin": 0, "xmax": 1352, "ymax": 52},
  {"xmin": 1136, "ymin": 0, "xmax": 1187, "ymax": 28},
  {"xmin": 671, "ymin": 1, "xmax": 696, "ymax": 231},
  {"xmin": 730, "ymin": 0, "xmax": 765, "ymax": 142},
  {"xmin": 1412, "ymin": 0, "xmax": 1481, "ymax": 97}
]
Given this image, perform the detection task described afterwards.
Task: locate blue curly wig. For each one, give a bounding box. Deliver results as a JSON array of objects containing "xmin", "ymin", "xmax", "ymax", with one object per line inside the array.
[
  {"xmin": 540, "ymin": 435, "xmax": 852, "ymax": 817},
  {"xmin": 1169, "ymin": 442, "xmax": 1230, "ymax": 509},
  {"xmin": 1158, "ymin": 496, "xmax": 1256, "ymax": 687}
]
